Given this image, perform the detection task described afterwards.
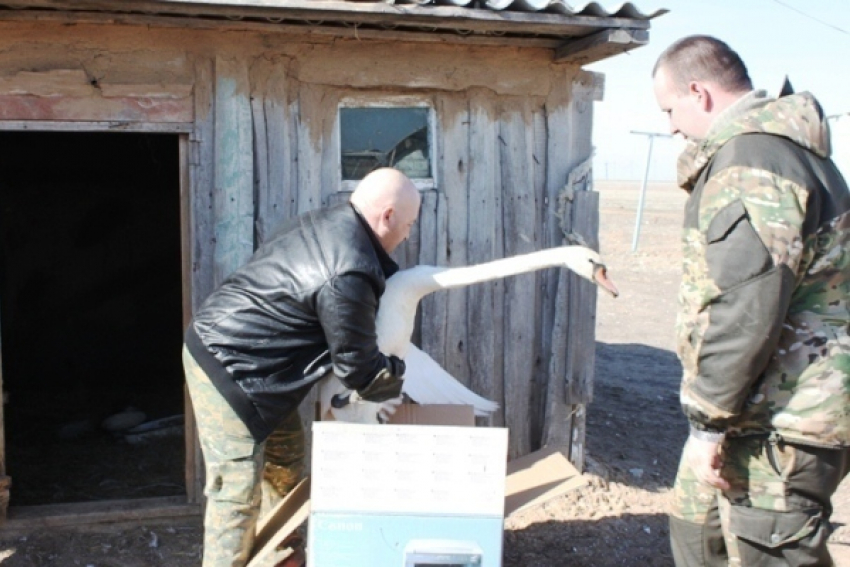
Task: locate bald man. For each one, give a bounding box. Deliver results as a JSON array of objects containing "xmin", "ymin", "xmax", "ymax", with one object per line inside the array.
[{"xmin": 183, "ymin": 168, "xmax": 421, "ymax": 567}]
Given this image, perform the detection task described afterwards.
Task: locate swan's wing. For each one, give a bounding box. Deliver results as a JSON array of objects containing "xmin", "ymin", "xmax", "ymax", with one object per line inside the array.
[
  {"xmin": 317, "ymin": 374, "xmax": 381, "ymax": 424},
  {"xmin": 401, "ymin": 344, "xmax": 499, "ymax": 417},
  {"xmin": 317, "ymin": 343, "xmax": 499, "ymax": 422},
  {"xmin": 377, "ymin": 265, "xmax": 445, "ymax": 357},
  {"xmin": 317, "ymin": 374, "xmax": 340, "ymax": 421}
]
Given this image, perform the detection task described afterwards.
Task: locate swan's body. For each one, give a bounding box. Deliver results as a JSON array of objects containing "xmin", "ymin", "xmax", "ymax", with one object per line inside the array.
[{"xmin": 319, "ymin": 245, "xmax": 617, "ymax": 423}]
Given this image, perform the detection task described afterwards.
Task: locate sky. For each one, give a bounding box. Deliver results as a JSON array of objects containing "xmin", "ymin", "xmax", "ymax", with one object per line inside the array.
[{"xmin": 586, "ymin": 0, "xmax": 850, "ymax": 182}]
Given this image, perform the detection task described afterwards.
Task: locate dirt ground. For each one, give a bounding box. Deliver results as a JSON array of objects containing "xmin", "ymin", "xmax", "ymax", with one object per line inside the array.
[{"xmin": 0, "ymin": 180, "xmax": 848, "ymax": 566}]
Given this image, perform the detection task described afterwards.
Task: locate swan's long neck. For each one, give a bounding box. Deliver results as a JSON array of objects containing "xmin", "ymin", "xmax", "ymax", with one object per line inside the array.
[
  {"xmin": 431, "ymin": 247, "xmax": 575, "ymax": 290},
  {"xmin": 377, "ymin": 246, "xmax": 588, "ymax": 358}
]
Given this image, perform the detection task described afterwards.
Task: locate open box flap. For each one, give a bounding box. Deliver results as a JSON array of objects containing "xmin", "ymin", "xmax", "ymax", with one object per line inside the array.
[
  {"xmin": 319, "ymin": 402, "xmax": 475, "ymax": 426},
  {"xmin": 387, "ymin": 403, "xmax": 475, "ymax": 426}
]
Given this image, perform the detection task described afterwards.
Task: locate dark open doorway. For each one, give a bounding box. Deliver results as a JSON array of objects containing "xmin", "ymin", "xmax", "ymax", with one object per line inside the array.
[{"xmin": 0, "ymin": 131, "xmax": 185, "ymax": 506}]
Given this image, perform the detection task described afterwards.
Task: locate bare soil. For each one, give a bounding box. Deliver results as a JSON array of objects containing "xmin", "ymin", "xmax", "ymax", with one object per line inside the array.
[{"xmin": 0, "ymin": 180, "xmax": 847, "ymax": 566}]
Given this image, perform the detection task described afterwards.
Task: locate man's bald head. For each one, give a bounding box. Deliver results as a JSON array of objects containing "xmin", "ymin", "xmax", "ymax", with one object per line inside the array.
[{"xmin": 350, "ymin": 168, "xmax": 421, "ymax": 254}]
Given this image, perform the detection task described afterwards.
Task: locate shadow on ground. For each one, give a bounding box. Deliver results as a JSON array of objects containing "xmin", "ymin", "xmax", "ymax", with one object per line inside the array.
[
  {"xmin": 588, "ymin": 342, "xmax": 686, "ymax": 490},
  {"xmin": 504, "ymin": 513, "xmax": 674, "ymax": 567}
]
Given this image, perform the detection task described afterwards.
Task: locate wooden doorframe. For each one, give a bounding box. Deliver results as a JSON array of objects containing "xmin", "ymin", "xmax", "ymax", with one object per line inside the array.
[{"xmin": 0, "ymin": 121, "xmax": 202, "ymax": 528}]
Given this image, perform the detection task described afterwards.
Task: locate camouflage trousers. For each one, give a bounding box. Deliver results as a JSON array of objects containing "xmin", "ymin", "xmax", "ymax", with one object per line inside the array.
[
  {"xmin": 669, "ymin": 434, "xmax": 850, "ymax": 566},
  {"xmin": 183, "ymin": 347, "xmax": 306, "ymax": 567}
]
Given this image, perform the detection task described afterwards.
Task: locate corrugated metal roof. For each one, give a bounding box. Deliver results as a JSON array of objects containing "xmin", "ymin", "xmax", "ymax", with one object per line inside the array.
[
  {"xmin": 0, "ymin": 0, "xmax": 668, "ymax": 62},
  {"xmin": 349, "ymin": 1, "xmax": 664, "ymax": 20}
]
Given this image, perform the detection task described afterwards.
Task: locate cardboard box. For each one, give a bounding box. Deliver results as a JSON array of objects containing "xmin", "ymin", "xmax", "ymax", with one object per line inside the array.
[
  {"xmin": 309, "ymin": 420, "xmax": 507, "ymax": 566},
  {"xmin": 247, "ymin": 405, "xmax": 586, "ymax": 567}
]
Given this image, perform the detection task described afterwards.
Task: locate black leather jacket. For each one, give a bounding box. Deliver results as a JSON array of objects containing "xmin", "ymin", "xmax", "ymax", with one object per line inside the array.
[{"xmin": 185, "ymin": 202, "xmax": 399, "ymax": 441}]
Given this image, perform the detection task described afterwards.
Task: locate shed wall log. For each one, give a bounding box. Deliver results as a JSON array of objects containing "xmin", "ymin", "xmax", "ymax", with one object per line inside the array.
[
  {"xmin": 465, "ymin": 87, "xmax": 500, "ymax": 409},
  {"xmin": 213, "ymin": 55, "xmax": 255, "ymax": 283},
  {"xmin": 435, "ymin": 94, "xmax": 471, "ymax": 386},
  {"xmin": 417, "ymin": 189, "xmax": 448, "ymax": 367},
  {"xmin": 561, "ymin": 189, "xmax": 599, "ymax": 470},
  {"xmin": 499, "ymin": 96, "xmax": 540, "ymax": 456}
]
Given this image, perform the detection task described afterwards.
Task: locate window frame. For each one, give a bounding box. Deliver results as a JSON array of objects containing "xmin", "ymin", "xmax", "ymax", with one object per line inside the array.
[{"xmin": 337, "ymin": 95, "xmax": 437, "ymax": 192}]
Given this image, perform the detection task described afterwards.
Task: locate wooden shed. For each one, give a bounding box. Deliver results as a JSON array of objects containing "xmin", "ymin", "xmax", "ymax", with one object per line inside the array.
[{"xmin": 0, "ymin": 0, "xmax": 662, "ymax": 527}]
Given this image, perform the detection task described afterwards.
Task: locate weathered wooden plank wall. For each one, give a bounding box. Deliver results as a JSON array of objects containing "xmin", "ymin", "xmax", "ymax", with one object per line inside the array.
[
  {"xmin": 466, "ymin": 87, "xmax": 502, "ymax": 426},
  {"xmin": 369, "ymin": 73, "xmax": 599, "ymax": 461},
  {"xmin": 500, "ymin": 96, "xmax": 540, "ymax": 457},
  {"xmin": 0, "ymin": 20, "xmax": 602, "ymax": 484},
  {"xmin": 190, "ymin": 58, "xmax": 216, "ymax": 314},
  {"xmin": 249, "ymin": 57, "xmax": 301, "ymax": 244},
  {"xmin": 213, "ymin": 55, "xmax": 254, "ymax": 283},
  {"xmin": 435, "ymin": 93, "xmax": 471, "ymax": 390},
  {"xmin": 564, "ymin": 189, "xmax": 599, "ymax": 470}
]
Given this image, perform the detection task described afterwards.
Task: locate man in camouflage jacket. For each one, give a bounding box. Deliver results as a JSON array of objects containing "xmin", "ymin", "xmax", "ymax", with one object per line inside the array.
[{"xmin": 653, "ymin": 35, "xmax": 850, "ymax": 566}]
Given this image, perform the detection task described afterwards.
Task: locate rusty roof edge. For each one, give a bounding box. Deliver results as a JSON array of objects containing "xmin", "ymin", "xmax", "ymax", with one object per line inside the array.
[
  {"xmin": 161, "ymin": 0, "xmax": 669, "ymax": 24},
  {"xmin": 0, "ymin": 0, "xmax": 669, "ymax": 57},
  {"xmin": 0, "ymin": 0, "xmax": 666, "ymax": 32}
]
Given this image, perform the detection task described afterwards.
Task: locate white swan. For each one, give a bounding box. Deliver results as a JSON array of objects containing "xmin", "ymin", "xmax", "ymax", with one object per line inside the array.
[{"xmin": 318, "ymin": 244, "xmax": 618, "ymax": 423}]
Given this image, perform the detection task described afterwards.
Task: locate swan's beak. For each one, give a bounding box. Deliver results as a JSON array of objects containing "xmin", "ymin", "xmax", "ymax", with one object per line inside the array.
[{"xmin": 593, "ymin": 265, "xmax": 619, "ymax": 297}]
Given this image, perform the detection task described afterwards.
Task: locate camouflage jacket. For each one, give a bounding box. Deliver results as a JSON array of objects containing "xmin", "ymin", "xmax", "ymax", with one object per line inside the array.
[{"xmin": 676, "ymin": 90, "xmax": 850, "ymax": 447}]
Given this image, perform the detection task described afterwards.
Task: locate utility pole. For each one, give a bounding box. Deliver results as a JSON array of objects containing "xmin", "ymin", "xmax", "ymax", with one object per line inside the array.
[{"xmin": 630, "ymin": 130, "xmax": 672, "ymax": 252}]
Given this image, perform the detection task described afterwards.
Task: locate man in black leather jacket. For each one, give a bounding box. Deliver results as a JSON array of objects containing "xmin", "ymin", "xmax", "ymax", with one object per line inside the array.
[{"xmin": 182, "ymin": 167, "xmax": 421, "ymax": 567}]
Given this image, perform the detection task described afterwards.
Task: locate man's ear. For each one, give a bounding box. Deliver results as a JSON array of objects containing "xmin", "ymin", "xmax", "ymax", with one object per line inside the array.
[{"xmin": 689, "ymin": 81, "xmax": 711, "ymax": 112}]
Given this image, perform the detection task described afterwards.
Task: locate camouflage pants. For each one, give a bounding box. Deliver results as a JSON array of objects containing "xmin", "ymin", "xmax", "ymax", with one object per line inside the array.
[
  {"xmin": 670, "ymin": 435, "xmax": 850, "ymax": 566},
  {"xmin": 183, "ymin": 347, "xmax": 306, "ymax": 567}
]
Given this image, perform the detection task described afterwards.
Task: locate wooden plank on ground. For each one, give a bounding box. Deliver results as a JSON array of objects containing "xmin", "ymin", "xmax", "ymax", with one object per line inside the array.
[
  {"xmin": 4, "ymin": 497, "xmax": 199, "ymax": 531},
  {"xmin": 247, "ymin": 478, "xmax": 310, "ymax": 567}
]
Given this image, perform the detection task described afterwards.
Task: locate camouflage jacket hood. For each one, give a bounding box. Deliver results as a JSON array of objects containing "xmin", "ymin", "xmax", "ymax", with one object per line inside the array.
[
  {"xmin": 674, "ymin": 89, "xmax": 850, "ymax": 447},
  {"xmin": 677, "ymin": 91, "xmax": 832, "ymax": 191}
]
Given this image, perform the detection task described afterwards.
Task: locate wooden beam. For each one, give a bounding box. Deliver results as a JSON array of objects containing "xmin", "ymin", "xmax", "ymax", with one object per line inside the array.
[
  {"xmin": 4, "ymin": 496, "xmax": 200, "ymax": 531},
  {"xmin": 437, "ymin": 94, "xmax": 471, "ymax": 390},
  {"xmin": 212, "ymin": 55, "xmax": 255, "ymax": 284},
  {"xmin": 0, "ymin": 120, "xmax": 192, "ymax": 132},
  {"xmin": 554, "ymin": 28, "xmax": 649, "ymax": 64},
  {"xmin": 0, "ymin": 476, "xmax": 9, "ymax": 525},
  {"xmin": 500, "ymin": 97, "xmax": 538, "ymax": 458}
]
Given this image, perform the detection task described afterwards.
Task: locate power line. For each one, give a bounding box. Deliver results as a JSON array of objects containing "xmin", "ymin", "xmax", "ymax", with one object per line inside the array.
[{"xmin": 771, "ymin": 0, "xmax": 850, "ymax": 37}]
